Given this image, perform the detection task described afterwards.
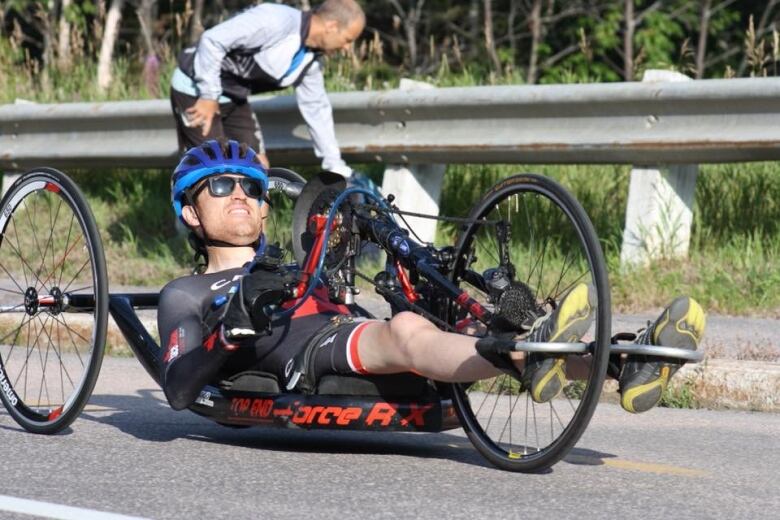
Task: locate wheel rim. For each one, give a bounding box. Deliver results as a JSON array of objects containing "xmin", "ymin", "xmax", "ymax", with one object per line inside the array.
[
  {"xmin": 0, "ymin": 177, "xmax": 102, "ymax": 425},
  {"xmin": 451, "ymin": 176, "xmax": 609, "ymax": 468}
]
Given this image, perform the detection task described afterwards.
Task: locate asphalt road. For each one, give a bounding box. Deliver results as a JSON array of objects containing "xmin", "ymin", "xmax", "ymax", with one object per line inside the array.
[{"xmin": 1, "ymin": 355, "xmax": 779, "ymax": 520}]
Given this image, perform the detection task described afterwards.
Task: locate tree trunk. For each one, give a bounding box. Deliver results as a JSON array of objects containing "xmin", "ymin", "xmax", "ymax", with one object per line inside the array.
[
  {"xmin": 39, "ymin": 2, "xmax": 55, "ymax": 71},
  {"xmin": 405, "ymin": 13, "xmax": 418, "ymax": 70},
  {"xmin": 189, "ymin": 0, "xmax": 205, "ymax": 44},
  {"xmin": 624, "ymin": 0, "xmax": 635, "ymax": 80},
  {"xmin": 468, "ymin": 0, "xmax": 479, "ymax": 60},
  {"xmin": 138, "ymin": 0, "xmax": 160, "ymax": 97},
  {"xmin": 57, "ymin": 0, "xmax": 72, "ymax": 69},
  {"xmin": 695, "ymin": 0, "xmax": 712, "ymax": 79},
  {"xmin": 483, "ymin": 0, "xmax": 501, "ymax": 73},
  {"xmin": 388, "ymin": 0, "xmax": 425, "ymax": 71},
  {"xmin": 527, "ymin": 0, "xmax": 543, "ymax": 84},
  {"xmin": 506, "ymin": 0, "xmax": 518, "ymax": 65},
  {"xmin": 97, "ymin": 0, "xmax": 124, "ymax": 93},
  {"xmin": 137, "ymin": 0, "xmax": 156, "ymax": 54}
]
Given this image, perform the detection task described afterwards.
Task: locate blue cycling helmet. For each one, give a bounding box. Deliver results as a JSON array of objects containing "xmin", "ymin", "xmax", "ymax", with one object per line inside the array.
[{"xmin": 171, "ymin": 139, "xmax": 268, "ymax": 222}]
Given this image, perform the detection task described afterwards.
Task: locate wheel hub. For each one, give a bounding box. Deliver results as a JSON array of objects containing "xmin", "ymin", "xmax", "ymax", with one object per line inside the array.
[
  {"xmin": 24, "ymin": 287, "xmax": 38, "ymax": 315},
  {"xmin": 24, "ymin": 286, "xmax": 64, "ymax": 315}
]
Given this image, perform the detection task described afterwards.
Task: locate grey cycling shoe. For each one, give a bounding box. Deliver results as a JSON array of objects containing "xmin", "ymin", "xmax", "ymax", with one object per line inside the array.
[
  {"xmin": 521, "ymin": 283, "xmax": 596, "ymax": 403},
  {"xmin": 619, "ymin": 296, "xmax": 706, "ymax": 413}
]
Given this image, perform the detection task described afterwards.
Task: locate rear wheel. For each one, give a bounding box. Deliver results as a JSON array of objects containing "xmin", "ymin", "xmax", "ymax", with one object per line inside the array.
[
  {"xmin": 449, "ymin": 173, "xmax": 610, "ymax": 472},
  {"xmin": 0, "ymin": 168, "xmax": 108, "ymax": 433}
]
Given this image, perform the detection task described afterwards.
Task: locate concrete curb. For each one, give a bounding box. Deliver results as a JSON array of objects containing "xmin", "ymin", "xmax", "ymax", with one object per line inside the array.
[{"xmin": 673, "ymin": 359, "xmax": 780, "ymax": 412}]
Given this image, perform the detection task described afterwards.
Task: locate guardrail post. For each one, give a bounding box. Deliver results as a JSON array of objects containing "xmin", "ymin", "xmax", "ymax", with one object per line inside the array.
[
  {"xmin": 620, "ymin": 70, "xmax": 699, "ymax": 267},
  {"xmin": 1, "ymin": 171, "xmax": 21, "ymax": 196},
  {"xmin": 381, "ymin": 79, "xmax": 446, "ymax": 244}
]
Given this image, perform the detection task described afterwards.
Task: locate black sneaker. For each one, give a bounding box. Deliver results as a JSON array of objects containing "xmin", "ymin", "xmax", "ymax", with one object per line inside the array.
[
  {"xmin": 521, "ymin": 283, "xmax": 596, "ymax": 403},
  {"xmin": 619, "ymin": 296, "xmax": 705, "ymax": 413}
]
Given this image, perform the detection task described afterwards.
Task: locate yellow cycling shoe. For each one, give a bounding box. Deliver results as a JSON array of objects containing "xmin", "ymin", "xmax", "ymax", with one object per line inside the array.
[{"xmin": 521, "ymin": 283, "xmax": 596, "ymax": 403}]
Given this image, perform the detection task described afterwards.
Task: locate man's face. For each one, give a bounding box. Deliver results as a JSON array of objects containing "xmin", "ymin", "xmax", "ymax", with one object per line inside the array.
[
  {"xmin": 319, "ymin": 17, "xmax": 364, "ymax": 53},
  {"xmin": 181, "ymin": 175, "xmax": 267, "ymax": 245}
]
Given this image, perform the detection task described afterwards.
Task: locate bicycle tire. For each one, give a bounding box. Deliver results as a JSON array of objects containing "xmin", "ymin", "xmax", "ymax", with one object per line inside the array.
[
  {"xmin": 0, "ymin": 168, "xmax": 108, "ymax": 434},
  {"xmin": 449, "ymin": 173, "xmax": 610, "ymax": 472}
]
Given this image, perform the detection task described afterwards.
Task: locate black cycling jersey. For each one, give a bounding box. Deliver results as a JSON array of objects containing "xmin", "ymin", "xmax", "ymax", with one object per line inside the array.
[{"xmin": 157, "ymin": 268, "xmax": 376, "ymax": 410}]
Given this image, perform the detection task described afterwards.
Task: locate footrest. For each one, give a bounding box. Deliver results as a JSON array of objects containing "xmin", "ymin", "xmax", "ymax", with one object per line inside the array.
[
  {"xmin": 511, "ymin": 341, "xmax": 589, "ymax": 354},
  {"xmin": 509, "ymin": 341, "xmax": 703, "ymax": 363},
  {"xmin": 609, "ymin": 344, "xmax": 703, "ymax": 362}
]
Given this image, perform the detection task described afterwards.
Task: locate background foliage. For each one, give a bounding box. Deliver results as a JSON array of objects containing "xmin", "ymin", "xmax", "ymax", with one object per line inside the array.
[{"xmin": 4, "ymin": 0, "xmax": 780, "ymax": 102}]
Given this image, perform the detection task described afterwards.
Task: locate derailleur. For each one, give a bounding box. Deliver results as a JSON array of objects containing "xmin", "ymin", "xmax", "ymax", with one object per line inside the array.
[{"xmin": 483, "ymin": 267, "xmax": 545, "ymax": 335}]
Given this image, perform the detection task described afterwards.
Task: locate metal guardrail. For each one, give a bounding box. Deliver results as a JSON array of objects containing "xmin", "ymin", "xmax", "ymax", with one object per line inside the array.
[{"xmin": 3, "ymin": 77, "xmax": 780, "ymax": 170}]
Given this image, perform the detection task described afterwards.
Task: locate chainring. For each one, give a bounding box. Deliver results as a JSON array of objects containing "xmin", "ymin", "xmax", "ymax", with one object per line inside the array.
[{"xmin": 291, "ymin": 171, "xmax": 353, "ymax": 269}]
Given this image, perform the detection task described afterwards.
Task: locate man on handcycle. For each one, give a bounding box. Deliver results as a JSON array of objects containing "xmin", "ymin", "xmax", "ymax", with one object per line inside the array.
[{"xmin": 158, "ymin": 139, "xmax": 706, "ymax": 416}]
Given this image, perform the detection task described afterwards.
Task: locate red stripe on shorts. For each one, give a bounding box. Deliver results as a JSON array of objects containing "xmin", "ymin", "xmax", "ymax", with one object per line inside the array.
[{"xmin": 347, "ymin": 322, "xmax": 372, "ymax": 375}]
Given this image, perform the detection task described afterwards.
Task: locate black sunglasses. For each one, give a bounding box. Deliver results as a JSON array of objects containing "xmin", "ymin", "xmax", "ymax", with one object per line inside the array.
[{"xmin": 191, "ymin": 175, "xmax": 266, "ymax": 200}]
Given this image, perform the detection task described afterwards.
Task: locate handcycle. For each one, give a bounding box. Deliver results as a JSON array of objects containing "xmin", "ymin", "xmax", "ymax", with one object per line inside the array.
[{"xmin": 0, "ymin": 166, "xmax": 702, "ymax": 472}]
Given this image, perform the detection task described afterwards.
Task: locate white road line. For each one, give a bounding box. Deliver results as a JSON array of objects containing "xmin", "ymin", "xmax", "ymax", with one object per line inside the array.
[{"xmin": 0, "ymin": 495, "xmax": 150, "ymax": 520}]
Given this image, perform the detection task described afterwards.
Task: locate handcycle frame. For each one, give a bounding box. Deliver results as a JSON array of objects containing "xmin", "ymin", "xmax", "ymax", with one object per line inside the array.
[{"xmin": 99, "ymin": 180, "xmax": 700, "ymax": 433}]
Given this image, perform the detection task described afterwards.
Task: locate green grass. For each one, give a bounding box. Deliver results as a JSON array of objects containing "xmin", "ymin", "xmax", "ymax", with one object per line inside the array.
[
  {"xmin": 659, "ymin": 377, "xmax": 699, "ymax": 409},
  {"xmin": 68, "ymin": 169, "xmax": 192, "ymax": 286},
  {"xmin": 436, "ymin": 162, "xmax": 780, "ymax": 317}
]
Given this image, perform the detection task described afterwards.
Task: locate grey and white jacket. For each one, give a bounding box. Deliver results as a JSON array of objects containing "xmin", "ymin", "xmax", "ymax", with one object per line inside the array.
[{"xmin": 175, "ymin": 3, "xmax": 351, "ymax": 175}]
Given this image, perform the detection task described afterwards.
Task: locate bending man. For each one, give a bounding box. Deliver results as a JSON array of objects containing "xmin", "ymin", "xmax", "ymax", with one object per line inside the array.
[{"xmin": 170, "ymin": 0, "xmax": 364, "ymax": 175}]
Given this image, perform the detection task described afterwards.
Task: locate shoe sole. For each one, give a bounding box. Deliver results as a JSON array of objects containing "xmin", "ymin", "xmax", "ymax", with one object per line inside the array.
[
  {"xmin": 529, "ymin": 283, "xmax": 596, "ymax": 403},
  {"xmin": 653, "ymin": 296, "xmax": 706, "ymax": 349},
  {"xmin": 548, "ymin": 283, "xmax": 597, "ymax": 342},
  {"xmin": 620, "ymin": 297, "xmax": 705, "ymax": 413}
]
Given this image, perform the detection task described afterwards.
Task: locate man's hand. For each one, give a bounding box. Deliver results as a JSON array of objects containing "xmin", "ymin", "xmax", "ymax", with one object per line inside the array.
[
  {"xmin": 185, "ymin": 98, "xmax": 220, "ymax": 136},
  {"xmin": 220, "ymin": 267, "xmax": 296, "ymax": 341}
]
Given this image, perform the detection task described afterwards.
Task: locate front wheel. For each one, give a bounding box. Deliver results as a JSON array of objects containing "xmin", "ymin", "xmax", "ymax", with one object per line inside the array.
[
  {"xmin": 449, "ymin": 173, "xmax": 610, "ymax": 472},
  {"xmin": 0, "ymin": 168, "xmax": 108, "ymax": 434}
]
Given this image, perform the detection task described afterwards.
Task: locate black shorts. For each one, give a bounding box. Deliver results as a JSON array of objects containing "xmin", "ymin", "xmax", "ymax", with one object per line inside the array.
[
  {"xmin": 169, "ymin": 88, "xmax": 265, "ymax": 153},
  {"xmin": 221, "ymin": 315, "xmax": 380, "ymax": 389}
]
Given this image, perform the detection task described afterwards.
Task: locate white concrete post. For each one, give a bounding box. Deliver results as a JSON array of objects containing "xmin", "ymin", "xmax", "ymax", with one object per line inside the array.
[
  {"xmin": 381, "ymin": 79, "xmax": 446, "ymax": 244},
  {"xmin": 620, "ymin": 70, "xmax": 699, "ymax": 267},
  {"xmin": 1, "ymin": 172, "xmax": 21, "ymax": 196}
]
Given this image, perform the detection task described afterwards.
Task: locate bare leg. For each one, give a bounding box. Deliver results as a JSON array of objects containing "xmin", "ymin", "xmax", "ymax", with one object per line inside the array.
[
  {"xmin": 566, "ymin": 354, "xmax": 592, "ymax": 380},
  {"xmin": 356, "ymin": 311, "xmax": 594, "ymax": 383},
  {"xmin": 356, "ymin": 312, "xmax": 505, "ymax": 382}
]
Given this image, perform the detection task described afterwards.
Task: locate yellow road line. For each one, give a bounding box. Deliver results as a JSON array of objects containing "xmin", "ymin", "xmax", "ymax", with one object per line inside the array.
[{"xmin": 566, "ymin": 454, "xmax": 707, "ymax": 476}]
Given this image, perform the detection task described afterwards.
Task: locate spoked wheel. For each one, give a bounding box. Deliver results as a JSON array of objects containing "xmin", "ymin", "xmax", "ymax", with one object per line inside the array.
[
  {"xmin": 0, "ymin": 168, "xmax": 108, "ymax": 434},
  {"xmin": 449, "ymin": 173, "xmax": 610, "ymax": 472}
]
